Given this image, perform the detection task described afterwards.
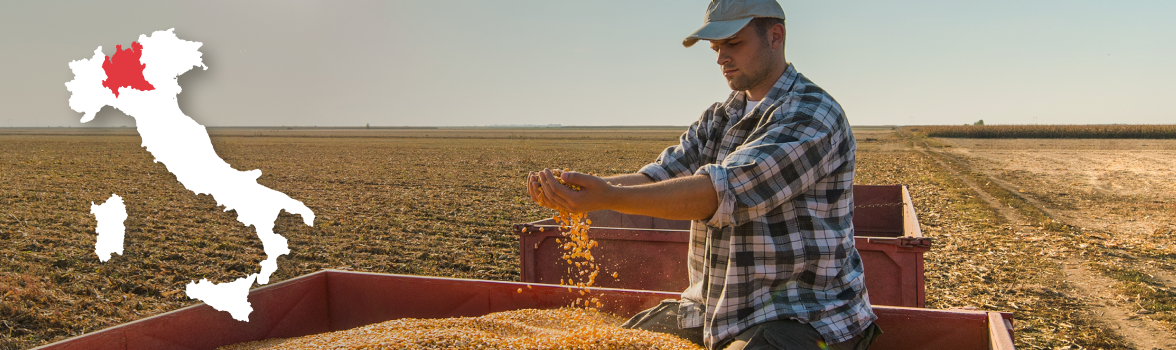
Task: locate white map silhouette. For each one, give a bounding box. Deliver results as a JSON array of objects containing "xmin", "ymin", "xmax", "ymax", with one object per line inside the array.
[
  {"xmin": 91, "ymin": 193, "xmax": 127, "ymax": 262},
  {"xmin": 65, "ymin": 29, "xmax": 316, "ymax": 321}
]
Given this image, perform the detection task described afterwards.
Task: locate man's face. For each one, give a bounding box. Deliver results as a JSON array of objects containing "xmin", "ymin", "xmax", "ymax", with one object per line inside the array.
[{"xmin": 710, "ymin": 24, "xmax": 776, "ymax": 92}]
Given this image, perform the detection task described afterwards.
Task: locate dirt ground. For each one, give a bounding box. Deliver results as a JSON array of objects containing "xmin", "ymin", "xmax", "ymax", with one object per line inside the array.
[
  {"xmin": 940, "ymin": 139, "xmax": 1176, "ymax": 259},
  {"xmin": 0, "ymin": 128, "xmax": 683, "ymax": 349},
  {"xmin": 0, "ymin": 127, "xmax": 1171, "ymax": 349},
  {"xmin": 934, "ymin": 138, "xmax": 1176, "ymax": 349}
]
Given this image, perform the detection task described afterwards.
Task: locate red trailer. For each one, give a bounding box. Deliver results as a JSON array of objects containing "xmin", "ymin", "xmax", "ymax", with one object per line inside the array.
[
  {"xmin": 514, "ymin": 185, "xmax": 930, "ymax": 307},
  {"xmin": 36, "ymin": 185, "xmax": 1016, "ymax": 349},
  {"xmin": 36, "ymin": 270, "xmax": 1014, "ymax": 350}
]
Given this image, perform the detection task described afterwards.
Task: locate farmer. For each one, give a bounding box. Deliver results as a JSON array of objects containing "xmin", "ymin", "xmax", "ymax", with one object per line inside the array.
[{"xmin": 525, "ymin": 0, "xmax": 880, "ymax": 349}]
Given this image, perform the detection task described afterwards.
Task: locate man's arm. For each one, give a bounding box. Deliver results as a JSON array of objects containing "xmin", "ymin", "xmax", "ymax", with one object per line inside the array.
[
  {"xmin": 530, "ymin": 170, "xmax": 718, "ymax": 222},
  {"xmin": 524, "ymin": 103, "xmax": 722, "ymax": 220},
  {"xmin": 526, "ymin": 171, "xmax": 653, "ymax": 210},
  {"xmin": 602, "ymin": 173, "xmax": 654, "ymax": 186},
  {"xmin": 606, "ymin": 174, "xmax": 717, "ymax": 221},
  {"xmin": 529, "ymin": 113, "xmax": 846, "ymax": 227}
]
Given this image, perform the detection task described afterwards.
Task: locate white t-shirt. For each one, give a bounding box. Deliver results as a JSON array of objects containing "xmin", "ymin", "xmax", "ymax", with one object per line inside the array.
[{"xmin": 744, "ymin": 99, "xmax": 762, "ymax": 116}]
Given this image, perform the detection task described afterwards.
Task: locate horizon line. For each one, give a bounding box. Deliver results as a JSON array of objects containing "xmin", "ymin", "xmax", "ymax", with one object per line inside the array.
[{"xmin": 1, "ymin": 123, "xmax": 1173, "ymax": 129}]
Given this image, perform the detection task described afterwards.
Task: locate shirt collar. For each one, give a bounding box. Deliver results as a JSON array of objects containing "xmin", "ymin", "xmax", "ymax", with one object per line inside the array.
[
  {"xmin": 722, "ymin": 63, "xmax": 799, "ymax": 120},
  {"xmin": 763, "ymin": 63, "xmax": 799, "ymax": 103}
]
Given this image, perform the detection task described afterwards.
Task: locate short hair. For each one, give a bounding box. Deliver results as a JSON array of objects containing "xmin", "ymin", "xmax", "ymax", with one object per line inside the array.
[{"xmin": 750, "ymin": 17, "xmax": 785, "ymax": 46}]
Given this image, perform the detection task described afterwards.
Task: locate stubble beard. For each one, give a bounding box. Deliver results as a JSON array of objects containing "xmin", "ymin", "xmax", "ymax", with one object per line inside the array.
[
  {"xmin": 724, "ymin": 44, "xmax": 778, "ymax": 92},
  {"xmin": 726, "ymin": 64, "xmax": 771, "ymax": 91}
]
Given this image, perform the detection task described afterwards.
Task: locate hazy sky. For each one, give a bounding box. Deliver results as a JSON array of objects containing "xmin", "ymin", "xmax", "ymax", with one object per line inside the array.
[{"xmin": 2, "ymin": 1, "xmax": 1173, "ymax": 127}]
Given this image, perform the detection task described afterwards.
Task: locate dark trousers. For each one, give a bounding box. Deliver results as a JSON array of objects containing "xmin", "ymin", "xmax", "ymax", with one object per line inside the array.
[{"xmin": 621, "ymin": 300, "xmax": 882, "ymax": 350}]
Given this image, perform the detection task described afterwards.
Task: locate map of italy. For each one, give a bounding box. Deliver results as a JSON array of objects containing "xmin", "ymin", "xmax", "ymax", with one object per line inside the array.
[{"xmin": 64, "ymin": 29, "xmax": 316, "ymax": 321}]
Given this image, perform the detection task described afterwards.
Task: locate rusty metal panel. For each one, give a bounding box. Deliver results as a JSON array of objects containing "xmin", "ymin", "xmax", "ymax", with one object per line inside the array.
[
  {"xmin": 34, "ymin": 271, "xmax": 331, "ymax": 350},
  {"xmin": 323, "ymin": 271, "xmax": 678, "ymax": 331},
  {"xmin": 36, "ymin": 271, "xmax": 1012, "ymax": 350},
  {"xmin": 857, "ymin": 238, "xmax": 928, "ymax": 308},
  {"xmin": 517, "ymin": 225, "xmax": 690, "ymax": 292},
  {"xmin": 871, "ymin": 306, "xmax": 989, "ymax": 349},
  {"xmin": 326, "ymin": 272, "xmax": 493, "ymax": 331},
  {"xmin": 854, "ymin": 185, "xmax": 909, "ymax": 237},
  {"xmin": 516, "ymin": 185, "xmax": 929, "ymax": 307}
]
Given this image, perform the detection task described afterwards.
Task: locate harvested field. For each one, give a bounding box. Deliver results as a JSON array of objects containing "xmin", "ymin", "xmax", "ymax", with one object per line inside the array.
[
  {"xmin": 856, "ymin": 129, "xmax": 1133, "ymax": 349},
  {"xmin": 904, "ymin": 124, "xmax": 1176, "ymax": 139},
  {"xmin": 0, "ymin": 128, "xmax": 679, "ymax": 349},
  {"xmin": 0, "ymin": 127, "xmax": 1166, "ymax": 349},
  {"xmin": 931, "ymin": 137, "xmax": 1176, "ymax": 349},
  {"xmin": 938, "ymin": 138, "xmax": 1176, "ymax": 254}
]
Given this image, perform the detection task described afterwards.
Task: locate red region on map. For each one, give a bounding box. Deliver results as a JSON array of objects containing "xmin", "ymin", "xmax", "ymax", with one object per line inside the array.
[{"xmin": 102, "ymin": 42, "xmax": 155, "ymax": 97}]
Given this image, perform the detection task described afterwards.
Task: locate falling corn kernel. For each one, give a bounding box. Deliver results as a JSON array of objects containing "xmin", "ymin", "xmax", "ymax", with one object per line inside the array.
[
  {"xmin": 612, "ymin": 272, "xmax": 619, "ymax": 278},
  {"xmin": 529, "ymin": 169, "xmax": 606, "ymax": 310},
  {"xmin": 517, "ymin": 288, "xmax": 522, "ymax": 293}
]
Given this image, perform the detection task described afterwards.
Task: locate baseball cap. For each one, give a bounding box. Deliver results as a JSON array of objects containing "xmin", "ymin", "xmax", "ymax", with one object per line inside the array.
[{"xmin": 682, "ymin": 0, "xmax": 786, "ymax": 48}]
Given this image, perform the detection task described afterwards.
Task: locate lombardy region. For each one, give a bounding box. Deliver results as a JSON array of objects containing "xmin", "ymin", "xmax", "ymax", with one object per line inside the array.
[{"xmin": 101, "ymin": 42, "xmax": 154, "ymax": 97}]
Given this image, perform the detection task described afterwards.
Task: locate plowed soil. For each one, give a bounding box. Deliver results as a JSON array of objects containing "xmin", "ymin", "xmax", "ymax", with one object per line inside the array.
[{"xmin": 0, "ymin": 127, "xmax": 1167, "ymax": 349}]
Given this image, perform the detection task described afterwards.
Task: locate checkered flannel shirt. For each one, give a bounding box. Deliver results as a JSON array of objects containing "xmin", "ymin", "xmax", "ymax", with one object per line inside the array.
[{"xmin": 638, "ymin": 64, "xmax": 875, "ymax": 348}]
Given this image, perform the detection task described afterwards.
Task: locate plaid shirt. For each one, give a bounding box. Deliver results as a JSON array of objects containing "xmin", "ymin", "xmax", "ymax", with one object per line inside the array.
[{"xmin": 639, "ymin": 64, "xmax": 874, "ymax": 348}]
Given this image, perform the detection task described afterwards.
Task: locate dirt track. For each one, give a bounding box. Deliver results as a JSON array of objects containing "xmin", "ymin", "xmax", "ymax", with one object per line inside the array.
[
  {"xmin": 929, "ymin": 137, "xmax": 1176, "ymax": 349},
  {"xmin": 940, "ymin": 139, "xmax": 1176, "ymax": 258}
]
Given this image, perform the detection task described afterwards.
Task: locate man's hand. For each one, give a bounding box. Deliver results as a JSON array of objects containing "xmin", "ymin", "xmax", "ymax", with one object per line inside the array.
[
  {"xmin": 524, "ymin": 169, "xmax": 720, "ymax": 221},
  {"xmin": 525, "ymin": 171, "xmax": 554, "ymax": 209},
  {"xmin": 526, "ymin": 169, "xmax": 614, "ymax": 213}
]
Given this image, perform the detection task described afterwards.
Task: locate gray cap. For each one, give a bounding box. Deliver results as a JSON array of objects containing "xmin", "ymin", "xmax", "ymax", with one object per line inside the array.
[{"xmin": 683, "ymin": 0, "xmax": 786, "ymax": 48}]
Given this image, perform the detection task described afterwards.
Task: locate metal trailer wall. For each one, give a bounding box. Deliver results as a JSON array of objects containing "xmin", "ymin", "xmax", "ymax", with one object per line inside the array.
[
  {"xmin": 36, "ymin": 270, "xmax": 1014, "ymax": 350},
  {"xmin": 515, "ymin": 184, "xmax": 930, "ymax": 307}
]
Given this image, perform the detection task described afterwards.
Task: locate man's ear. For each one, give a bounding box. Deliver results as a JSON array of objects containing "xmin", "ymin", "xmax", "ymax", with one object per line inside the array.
[{"xmin": 773, "ymin": 23, "xmax": 786, "ymax": 50}]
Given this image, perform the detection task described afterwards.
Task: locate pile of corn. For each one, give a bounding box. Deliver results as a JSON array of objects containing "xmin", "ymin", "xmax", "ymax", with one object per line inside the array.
[
  {"xmin": 217, "ymin": 171, "xmax": 695, "ymax": 349},
  {"xmin": 217, "ymin": 308, "xmax": 701, "ymax": 350}
]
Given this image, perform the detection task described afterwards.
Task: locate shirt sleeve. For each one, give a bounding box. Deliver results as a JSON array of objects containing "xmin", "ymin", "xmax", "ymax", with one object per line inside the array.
[
  {"xmin": 696, "ymin": 109, "xmax": 847, "ymax": 229},
  {"xmin": 638, "ymin": 103, "xmax": 720, "ymax": 182}
]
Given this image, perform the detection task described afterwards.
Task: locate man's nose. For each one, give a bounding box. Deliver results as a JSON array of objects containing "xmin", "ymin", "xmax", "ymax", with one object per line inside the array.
[{"xmin": 715, "ymin": 49, "xmax": 731, "ymax": 67}]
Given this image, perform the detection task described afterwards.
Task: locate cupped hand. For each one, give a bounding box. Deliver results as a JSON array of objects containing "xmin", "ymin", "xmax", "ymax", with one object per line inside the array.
[
  {"xmin": 536, "ymin": 169, "xmax": 614, "ymax": 213},
  {"xmin": 525, "ymin": 171, "xmax": 553, "ymax": 208}
]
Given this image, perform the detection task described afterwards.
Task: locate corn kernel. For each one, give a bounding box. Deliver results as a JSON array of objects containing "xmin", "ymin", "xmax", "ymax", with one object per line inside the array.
[
  {"xmin": 534, "ymin": 168, "xmax": 607, "ymax": 309},
  {"xmin": 217, "ymin": 308, "xmax": 702, "ymax": 350}
]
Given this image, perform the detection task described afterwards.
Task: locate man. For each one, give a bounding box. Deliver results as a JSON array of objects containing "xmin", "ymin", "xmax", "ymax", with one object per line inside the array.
[{"xmin": 525, "ymin": 0, "xmax": 880, "ymax": 349}]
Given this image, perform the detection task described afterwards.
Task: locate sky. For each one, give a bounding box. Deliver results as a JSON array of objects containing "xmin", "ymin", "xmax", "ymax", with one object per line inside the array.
[{"xmin": 1, "ymin": 0, "xmax": 1173, "ymax": 127}]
